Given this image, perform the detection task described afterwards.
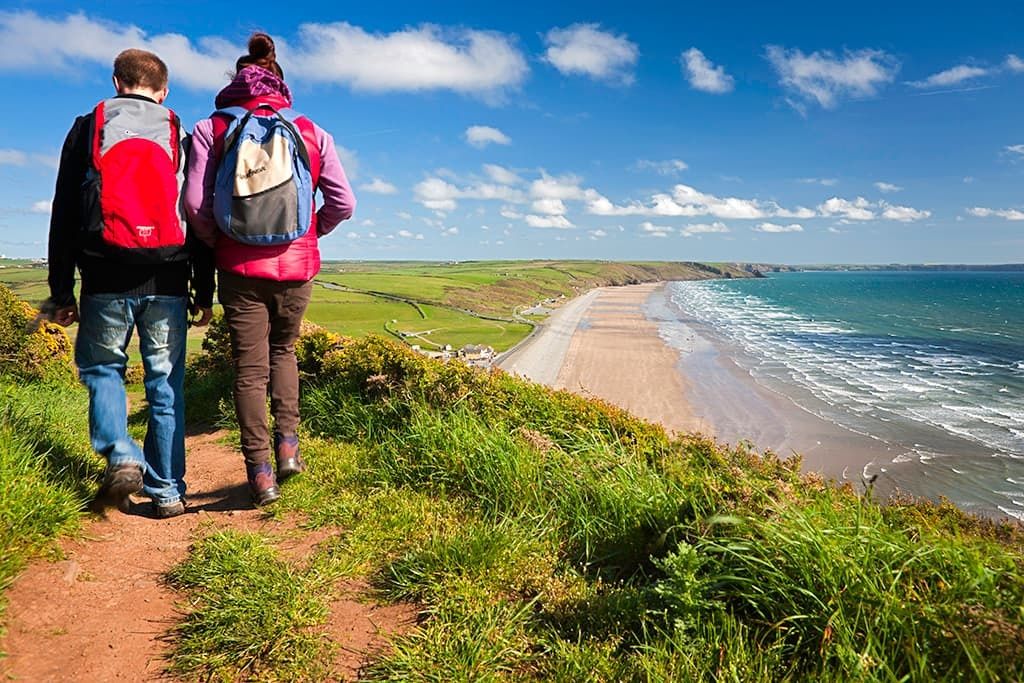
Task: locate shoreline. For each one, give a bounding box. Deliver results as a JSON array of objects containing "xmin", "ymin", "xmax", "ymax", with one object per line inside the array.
[{"xmin": 498, "ymin": 282, "xmax": 906, "ymax": 493}]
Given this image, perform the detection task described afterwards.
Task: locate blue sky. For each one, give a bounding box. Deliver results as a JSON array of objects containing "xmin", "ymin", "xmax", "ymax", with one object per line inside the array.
[{"xmin": 1, "ymin": 1, "xmax": 1022, "ymax": 264}]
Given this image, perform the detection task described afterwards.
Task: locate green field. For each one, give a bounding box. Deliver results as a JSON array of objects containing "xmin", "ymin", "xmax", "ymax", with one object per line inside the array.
[
  {"xmin": 3, "ymin": 259, "xmax": 752, "ymax": 355},
  {"xmin": 318, "ymin": 259, "xmax": 750, "ymax": 318}
]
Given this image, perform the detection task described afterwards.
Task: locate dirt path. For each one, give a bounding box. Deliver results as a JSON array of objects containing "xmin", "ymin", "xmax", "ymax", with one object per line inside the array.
[{"xmin": 0, "ymin": 431, "xmax": 414, "ymax": 682}]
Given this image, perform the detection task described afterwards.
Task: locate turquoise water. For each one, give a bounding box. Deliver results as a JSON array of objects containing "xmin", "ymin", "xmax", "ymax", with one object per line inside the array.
[{"xmin": 666, "ymin": 271, "xmax": 1024, "ymax": 520}]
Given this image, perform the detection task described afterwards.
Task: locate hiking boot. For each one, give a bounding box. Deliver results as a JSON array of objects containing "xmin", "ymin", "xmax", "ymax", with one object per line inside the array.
[
  {"xmin": 154, "ymin": 499, "xmax": 186, "ymax": 519},
  {"xmin": 246, "ymin": 462, "xmax": 280, "ymax": 507},
  {"xmin": 91, "ymin": 462, "xmax": 144, "ymax": 514},
  {"xmin": 274, "ymin": 433, "xmax": 306, "ymax": 482}
]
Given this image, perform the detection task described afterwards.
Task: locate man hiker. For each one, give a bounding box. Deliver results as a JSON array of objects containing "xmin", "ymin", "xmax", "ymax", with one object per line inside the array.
[{"xmin": 46, "ymin": 48, "xmax": 214, "ymax": 519}]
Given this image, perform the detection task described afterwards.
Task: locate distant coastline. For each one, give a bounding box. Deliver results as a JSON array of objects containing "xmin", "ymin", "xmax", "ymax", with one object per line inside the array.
[{"xmin": 746, "ymin": 262, "xmax": 1024, "ymax": 273}]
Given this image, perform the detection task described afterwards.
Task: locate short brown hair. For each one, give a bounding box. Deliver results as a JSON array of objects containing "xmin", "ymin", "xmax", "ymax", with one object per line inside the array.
[{"xmin": 113, "ymin": 49, "xmax": 168, "ymax": 91}]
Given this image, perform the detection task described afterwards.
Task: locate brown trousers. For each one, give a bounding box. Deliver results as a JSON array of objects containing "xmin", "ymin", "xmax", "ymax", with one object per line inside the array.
[{"xmin": 218, "ymin": 271, "xmax": 313, "ymax": 465}]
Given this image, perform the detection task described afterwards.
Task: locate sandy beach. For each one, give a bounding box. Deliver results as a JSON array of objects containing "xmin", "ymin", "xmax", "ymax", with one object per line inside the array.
[
  {"xmin": 499, "ymin": 282, "xmax": 898, "ymax": 488},
  {"xmin": 553, "ymin": 284, "xmax": 704, "ymax": 434}
]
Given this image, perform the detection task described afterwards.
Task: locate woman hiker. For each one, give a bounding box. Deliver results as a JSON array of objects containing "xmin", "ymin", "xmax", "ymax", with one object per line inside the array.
[{"xmin": 184, "ymin": 32, "xmax": 356, "ymax": 506}]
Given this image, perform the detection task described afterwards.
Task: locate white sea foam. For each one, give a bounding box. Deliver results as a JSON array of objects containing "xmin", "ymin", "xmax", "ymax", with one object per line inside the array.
[{"xmin": 667, "ymin": 280, "xmax": 1024, "ymax": 462}]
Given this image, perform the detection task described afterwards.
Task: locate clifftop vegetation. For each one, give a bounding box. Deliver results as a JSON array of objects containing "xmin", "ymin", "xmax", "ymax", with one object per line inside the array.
[{"xmin": 2, "ymin": 283, "xmax": 1022, "ymax": 681}]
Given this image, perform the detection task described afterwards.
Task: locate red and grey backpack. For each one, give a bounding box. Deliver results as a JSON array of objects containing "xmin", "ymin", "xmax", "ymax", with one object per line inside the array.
[{"xmin": 81, "ymin": 97, "xmax": 188, "ymax": 263}]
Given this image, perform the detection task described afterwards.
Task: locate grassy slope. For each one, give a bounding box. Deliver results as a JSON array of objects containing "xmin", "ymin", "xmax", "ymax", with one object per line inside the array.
[
  {"xmin": 319, "ymin": 259, "xmax": 748, "ymax": 318},
  {"xmin": 166, "ymin": 327, "xmax": 1024, "ymax": 682}
]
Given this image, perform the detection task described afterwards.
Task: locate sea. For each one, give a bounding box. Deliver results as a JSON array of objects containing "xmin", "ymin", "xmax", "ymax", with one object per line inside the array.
[{"xmin": 661, "ymin": 271, "xmax": 1024, "ymax": 521}]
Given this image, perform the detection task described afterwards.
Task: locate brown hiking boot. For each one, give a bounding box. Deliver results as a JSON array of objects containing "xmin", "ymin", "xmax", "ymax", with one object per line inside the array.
[
  {"xmin": 154, "ymin": 499, "xmax": 186, "ymax": 519},
  {"xmin": 274, "ymin": 433, "xmax": 306, "ymax": 482},
  {"xmin": 91, "ymin": 462, "xmax": 144, "ymax": 514},
  {"xmin": 246, "ymin": 462, "xmax": 280, "ymax": 507}
]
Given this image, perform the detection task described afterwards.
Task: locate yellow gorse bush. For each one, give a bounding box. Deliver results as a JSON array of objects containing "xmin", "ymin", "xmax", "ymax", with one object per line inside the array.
[{"xmin": 0, "ymin": 285, "xmax": 75, "ymax": 384}]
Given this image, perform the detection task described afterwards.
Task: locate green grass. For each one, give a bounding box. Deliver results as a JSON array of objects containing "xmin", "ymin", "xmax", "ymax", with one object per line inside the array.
[
  {"xmin": 303, "ymin": 287, "xmax": 531, "ymax": 351},
  {"xmin": 0, "ymin": 380, "xmax": 102, "ymax": 632},
  {"xmin": 9, "ymin": 269, "xmax": 1020, "ymax": 680},
  {"xmin": 317, "ymin": 259, "xmax": 747, "ymax": 319},
  {"xmin": 166, "ymin": 332, "xmax": 1024, "ymax": 681},
  {"xmin": 166, "ymin": 529, "xmax": 339, "ymax": 682}
]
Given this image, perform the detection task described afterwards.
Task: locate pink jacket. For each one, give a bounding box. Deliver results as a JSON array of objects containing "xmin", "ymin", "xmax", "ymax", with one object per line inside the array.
[{"xmin": 183, "ymin": 67, "xmax": 355, "ymax": 282}]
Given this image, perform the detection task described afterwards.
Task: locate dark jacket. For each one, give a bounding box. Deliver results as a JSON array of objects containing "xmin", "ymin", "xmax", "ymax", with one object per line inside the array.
[{"xmin": 48, "ymin": 93, "xmax": 215, "ymax": 308}]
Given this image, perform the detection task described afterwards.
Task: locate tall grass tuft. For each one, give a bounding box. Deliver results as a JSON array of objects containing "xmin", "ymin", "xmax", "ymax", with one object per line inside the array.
[
  {"xmin": 166, "ymin": 530, "xmax": 337, "ymax": 682},
  {"xmin": 0, "ymin": 381, "xmax": 100, "ymax": 632}
]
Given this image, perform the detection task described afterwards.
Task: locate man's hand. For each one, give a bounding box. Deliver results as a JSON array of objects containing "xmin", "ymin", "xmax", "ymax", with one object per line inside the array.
[
  {"xmin": 54, "ymin": 304, "xmax": 79, "ymax": 327},
  {"xmin": 190, "ymin": 306, "xmax": 213, "ymax": 327}
]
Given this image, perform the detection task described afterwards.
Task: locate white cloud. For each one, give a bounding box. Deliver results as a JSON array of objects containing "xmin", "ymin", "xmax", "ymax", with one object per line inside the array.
[
  {"xmin": 818, "ymin": 196, "xmax": 875, "ymax": 221},
  {"xmin": 335, "ymin": 145, "xmax": 359, "ymax": 180},
  {"xmin": 0, "ymin": 149, "xmax": 27, "ymax": 165},
  {"xmin": 754, "ymin": 222, "xmax": 803, "ymax": 233},
  {"xmin": 525, "ymin": 214, "xmax": 573, "ymax": 229},
  {"xmin": 680, "ymin": 48, "xmax": 734, "ymax": 94},
  {"xmin": 530, "ymin": 172, "xmax": 599, "ymax": 201},
  {"xmin": 442, "ymin": 226, "xmax": 459, "ymax": 236},
  {"xmin": 413, "ymin": 176, "xmax": 525, "ymax": 211},
  {"xmin": 465, "ymin": 125, "xmax": 510, "ymax": 148},
  {"xmin": 482, "ymin": 163, "xmax": 521, "ymax": 184},
  {"xmin": 531, "ymin": 198, "xmax": 567, "ymax": 215},
  {"xmin": 0, "ymin": 10, "xmax": 239, "ymax": 90},
  {"xmin": 0, "ymin": 12, "xmax": 529, "ymax": 97},
  {"xmin": 773, "ymin": 205, "xmax": 817, "ymax": 219},
  {"xmin": 360, "ymin": 219, "xmax": 375, "ymax": 227},
  {"xmin": 289, "ymin": 22, "xmax": 527, "ymax": 97},
  {"xmin": 765, "ymin": 46, "xmax": 898, "ymax": 109},
  {"xmin": 30, "ymin": 200, "xmax": 51, "ymax": 214},
  {"xmin": 874, "ymin": 181, "xmax": 903, "ymax": 193},
  {"xmin": 397, "ymin": 229, "xmax": 424, "ymax": 240},
  {"xmin": 680, "ymin": 221, "xmax": 730, "ymax": 237},
  {"xmin": 500, "ymin": 207, "xmax": 522, "ymax": 219},
  {"xmin": 639, "ymin": 221, "xmax": 672, "ymax": 237},
  {"xmin": 588, "ymin": 229, "xmax": 607, "ymax": 239},
  {"xmin": 542, "ymin": 23, "xmax": 638, "ymax": 84},
  {"xmin": 1007, "ymin": 54, "xmax": 1024, "ymax": 73},
  {"xmin": 798, "ymin": 177, "xmax": 838, "ymax": 186},
  {"xmin": 632, "ymin": 159, "xmax": 688, "ymax": 175},
  {"xmin": 1006, "ymin": 144, "xmax": 1024, "ymax": 157},
  {"xmin": 909, "ymin": 64, "xmax": 989, "ymax": 89},
  {"xmin": 360, "ymin": 178, "xmax": 397, "ymax": 195},
  {"xmin": 345, "ymin": 231, "xmax": 359, "ymax": 239},
  {"xmin": 880, "ymin": 203, "xmax": 930, "ymax": 222},
  {"xmin": 588, "ymin": 183, "xmax": 776, "ymax": 220},
  {"xmin": 818, "ymin": 196, "xmax": 929, "ymax": 222},
  {"xmin": 968, "ymin": 207, "xmax": 1024, "ymax": 221},
  {"xmin": 397, "ymin": 211, "xmax": 413, "ymax": 220}
]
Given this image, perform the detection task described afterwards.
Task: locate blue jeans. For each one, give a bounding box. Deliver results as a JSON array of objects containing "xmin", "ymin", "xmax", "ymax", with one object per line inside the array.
[{"xmin": 75, "ymin": 294, "xmax": 187, "ymax": 506}]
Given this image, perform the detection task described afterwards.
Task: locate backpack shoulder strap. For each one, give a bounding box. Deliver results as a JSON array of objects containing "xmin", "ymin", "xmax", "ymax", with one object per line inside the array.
[
  {"xmin": 210, "ymin": 108, "xmax": 244, "ymax": 159},
  {"xmin": 90, "ymin": 101, "xmax": 107, "ymax": 169},
  {"xmin": 166, "ymin": 107, "xmax": 182, "ymax": 171},
  {"xmin": 291, "ymin": 114, "xmax": 322, "ymax": 185}
]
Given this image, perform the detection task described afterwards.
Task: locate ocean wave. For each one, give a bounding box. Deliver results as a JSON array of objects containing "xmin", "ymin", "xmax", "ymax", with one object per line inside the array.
[{"xmin": 667, "ymin": 280, "xmax": 1024, "ymax": 459}]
